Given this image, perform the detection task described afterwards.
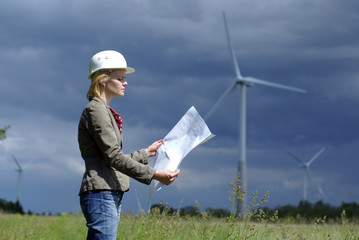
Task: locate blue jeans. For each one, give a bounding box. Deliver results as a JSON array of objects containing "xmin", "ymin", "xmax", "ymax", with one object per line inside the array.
[{"xmin": 80, "ymin": 190, "xmax": 124, "ymax": 240}]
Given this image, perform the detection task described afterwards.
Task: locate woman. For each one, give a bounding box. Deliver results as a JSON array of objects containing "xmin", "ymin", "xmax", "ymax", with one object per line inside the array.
[{"xmin": 78, "ymin": 50, "xmax": 180, "ymax": 239}]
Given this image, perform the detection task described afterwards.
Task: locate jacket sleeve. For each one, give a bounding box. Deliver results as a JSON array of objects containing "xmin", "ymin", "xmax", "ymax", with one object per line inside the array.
[
  {"xmin": 125, "ymin": 150, "xmax": 149, "ymax": 164},
  {"xmin": 86, "ymin": 102, "xmax": 156, "ymax": 185}
]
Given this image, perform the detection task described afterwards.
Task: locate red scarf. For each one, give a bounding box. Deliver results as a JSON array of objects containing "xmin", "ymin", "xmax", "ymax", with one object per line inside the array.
[{"xmin": 109, "ymin": 106, "xmax": 123, "ymax": 134}]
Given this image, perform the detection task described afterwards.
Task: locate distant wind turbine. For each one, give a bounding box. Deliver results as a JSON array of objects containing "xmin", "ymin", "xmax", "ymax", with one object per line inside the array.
[
  {"xmin": 13, "ymin": 155, "xmax": 23, "ymax": 203},
  {"xmin": 287, "ymin": 147, "xmax": 325, "ymax": 201},
  {"xmin": 205, "ymin": 11, "xmax": 307, "ymax": 216},
  {"xmin": 317, "ymin": 186, "xmax": 330, "ymax": 203},
  {"xmin": 12, "ymin": 155, "xmax": 34, "ymax": 205}
]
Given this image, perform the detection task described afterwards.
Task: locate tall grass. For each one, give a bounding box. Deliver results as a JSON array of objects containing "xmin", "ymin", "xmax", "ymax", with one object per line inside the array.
[
  {"xmin": 1, "ymin": 211, "xmax": 358, "ymax": 240},
  {"xmin": 0, "ymin": 176, "xmax": 358, "ymax": 239},
  {"xmin": 0, "ymin": 213, "xmax": 86, "ymax": 240}
]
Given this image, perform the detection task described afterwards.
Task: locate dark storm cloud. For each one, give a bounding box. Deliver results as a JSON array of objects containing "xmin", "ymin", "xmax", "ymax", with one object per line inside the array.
[{"xmin": 0, "ymin": 0, "xmax": 358, "ymax": 213}]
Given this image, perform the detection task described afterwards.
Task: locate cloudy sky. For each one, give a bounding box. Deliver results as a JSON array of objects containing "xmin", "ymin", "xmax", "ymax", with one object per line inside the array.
[{"xmin": 0, "ymin": 0, "xmax": 358, "ymax": 214}]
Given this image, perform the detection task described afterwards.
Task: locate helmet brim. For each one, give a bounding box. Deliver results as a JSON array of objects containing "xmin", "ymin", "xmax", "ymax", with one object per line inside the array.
[{"xmin": 88, "ymin": 67, "xmax": 135, "ymax": 80}]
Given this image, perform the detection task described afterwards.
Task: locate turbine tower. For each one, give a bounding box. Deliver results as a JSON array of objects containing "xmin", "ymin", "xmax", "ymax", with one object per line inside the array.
[
  {"xmin": 13, "ymin": 155, "xmax": 23, "ymax": 203},
  {"xmin": 287, "ymin": 147, "xmax": 325, "ymax": 201},
  {"xmin": 205, "ymin": 11, "xmax": 307, "ymax": 216}
]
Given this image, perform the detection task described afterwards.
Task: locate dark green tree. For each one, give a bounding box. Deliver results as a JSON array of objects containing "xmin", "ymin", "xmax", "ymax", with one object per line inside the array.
[
  {"xmin": 205, "ymin": 208, "xmax": 230, "ymax": 218},
  {"xmin": 0, "ymin": 104, "xmax": 10, "ymax": 140},
  {"xmin": 0, "ymin": 198, "xmax": 24, "ymax": 214},
  {"xmin": 179, "ymin": 206, "xmax": 199, "ymax": 217},
  {"xmin": 0, "ymin": 125, "xmax": 10, "ymax": 140},
  {"xmin": 150, "ymin": 203, "xmax": 176, "ymax": 215}
]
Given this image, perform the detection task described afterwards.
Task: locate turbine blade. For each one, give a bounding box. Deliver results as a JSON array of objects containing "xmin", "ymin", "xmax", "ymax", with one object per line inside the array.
[
  {"xmin": 23, "ymin": 159, "xmax": 35, "ymax": 170},
  {"xmin": 205, "ymin": 82, "xmax": 237, "ymax": 120},
  {"xmin": 287, "ymin": 152, "xmax": 305, "ymax": 165},
  {"xmin": 12, "ymin": 155, "xmax": 22, "ymax": 171},
  {"xmin": 223, "ymin": 11, "xmax": 242, "ymax": 79},
  {"xmin": 242, "ymin": 77, "xmax": 307, "ymax": 94},
  {"xmin": 306, "ymin": 168, "xmax": 313, "ymax": 189},
  {"xmin": 318, "ymin": 187, "xmax": 330, "ymax": 203},
  {"xmin": 134, "ymin": 188, "xmax": 142, "ymax": 212},
  {"xmin": 307, "ymin": 147, "xmax": 325, "ymax": 166}
]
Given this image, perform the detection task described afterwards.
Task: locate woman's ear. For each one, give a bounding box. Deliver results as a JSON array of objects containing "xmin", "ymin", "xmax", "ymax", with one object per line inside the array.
[{"xmin": 99, "ymin": 80, "xmax": 106, "ymax": 88}]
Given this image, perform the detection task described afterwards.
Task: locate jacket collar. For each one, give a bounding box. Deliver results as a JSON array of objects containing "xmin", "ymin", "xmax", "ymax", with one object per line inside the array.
[{"xmin": 92, "ymin": 97, "xmax": 109, "ymax": 108}]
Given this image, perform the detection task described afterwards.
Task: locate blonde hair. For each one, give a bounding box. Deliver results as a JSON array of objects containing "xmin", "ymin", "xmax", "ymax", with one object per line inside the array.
[{"xmin": 87, "ymin": 70, "xmax": 112, "ymax": 100}]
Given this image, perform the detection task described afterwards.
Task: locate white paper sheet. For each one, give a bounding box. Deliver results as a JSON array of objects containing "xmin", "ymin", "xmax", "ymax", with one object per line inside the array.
[{"xmin": 148, "ymin": 106, "xmax": 215, "ymax": 205}]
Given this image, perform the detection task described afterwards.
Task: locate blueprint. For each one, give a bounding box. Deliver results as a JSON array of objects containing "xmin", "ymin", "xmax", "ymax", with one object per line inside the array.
[{"xmin": 149, "ymin": 106, "xmax": 215, "ymax": 203}]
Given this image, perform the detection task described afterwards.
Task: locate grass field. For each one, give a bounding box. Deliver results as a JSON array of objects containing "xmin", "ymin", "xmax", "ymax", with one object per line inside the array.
[
  {"xmin": 1, "ymin": 177, "xmax": 358, "ymax": 239},
  {"xmin": 1, "ymin": 211, "xmax": 358, "ymax": 240}
]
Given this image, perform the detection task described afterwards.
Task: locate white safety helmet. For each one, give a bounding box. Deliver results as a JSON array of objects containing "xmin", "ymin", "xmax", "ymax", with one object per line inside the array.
[{"xmin": 88, "ymin": 50, "xmax": 135, "ymax": 80}]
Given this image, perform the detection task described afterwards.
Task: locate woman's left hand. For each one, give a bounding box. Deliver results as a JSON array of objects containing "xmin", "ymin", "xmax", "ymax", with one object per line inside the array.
[{"xmin": 146, "ymin": 140, "xmax": 164, "ymax": 157}]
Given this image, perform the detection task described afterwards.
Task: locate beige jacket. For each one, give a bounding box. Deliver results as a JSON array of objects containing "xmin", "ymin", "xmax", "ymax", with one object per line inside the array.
[{"xmin": 78, "ymin": 97, "xmax": 156, "ymax": 195}]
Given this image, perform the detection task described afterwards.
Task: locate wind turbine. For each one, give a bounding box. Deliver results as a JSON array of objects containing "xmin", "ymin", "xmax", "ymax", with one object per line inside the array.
[
  {"xmin": 13, "ymin": 155, "xmax": 23, "ymax": 203},
  {"xmin": 287, "ymin": 147, "xmax": 325, "ymax": 201},
  {"xmin": 205, "ymin": 11, "xmax": 307, "ymax": 216}
]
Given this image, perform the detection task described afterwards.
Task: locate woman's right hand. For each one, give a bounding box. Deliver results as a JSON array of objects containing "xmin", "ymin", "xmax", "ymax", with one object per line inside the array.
[
  {"xmin": 153, "ymin": 169, "xmax": 180, "ymax": 185},
  {"xmin": 146, "ymin": 140, "xmax": 164, "ymax": 157}
]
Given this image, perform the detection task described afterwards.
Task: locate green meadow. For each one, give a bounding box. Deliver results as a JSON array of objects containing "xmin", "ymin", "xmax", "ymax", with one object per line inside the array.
[
  {"xmin": 1, "ymin": 210, "xmax": 359, "ymax": 240},
  {"xmin": 1, "ymin": 175, "xmax": 358, "ymax": 239}
]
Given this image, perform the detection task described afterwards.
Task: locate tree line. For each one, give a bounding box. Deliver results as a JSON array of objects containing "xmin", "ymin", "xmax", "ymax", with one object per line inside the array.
[
  {"xmin": 1, "ymin": 198, "xmax": 359, "ymax": 220},
  {"xmin": 0, "ymin": 199, "xmax": 24, "ymax": 214},
  {"xmin": 151, "ymin": 200, "xmax": 359, "ymax": 220}
]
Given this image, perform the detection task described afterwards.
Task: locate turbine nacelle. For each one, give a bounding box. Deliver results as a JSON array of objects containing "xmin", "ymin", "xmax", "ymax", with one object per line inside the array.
[
  {"xmin": 236, "ymin": 78, "xmax": 253, "ymax": 87},
  {"xmin": 298, "ymin": 163, "xmax": 307, "ymax": 168}
]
